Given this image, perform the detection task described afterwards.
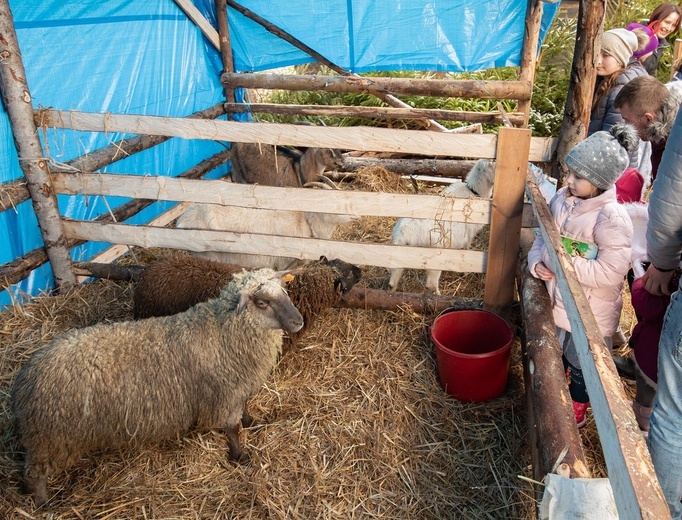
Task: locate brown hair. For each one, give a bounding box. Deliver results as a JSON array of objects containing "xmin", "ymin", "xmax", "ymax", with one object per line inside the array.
[
  {"xmin": 592, "ymin": 70, "xmax": 623, "ymax": 111},
  {"xmin": 614, "ymin": 75, "xmax": 670, "ymax": 116},
  {"xmin": 649, "ymin": 3, "xmax": 682, "ymax": 35}
]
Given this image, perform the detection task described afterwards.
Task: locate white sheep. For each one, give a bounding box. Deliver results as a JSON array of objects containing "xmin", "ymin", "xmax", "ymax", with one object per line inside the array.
[
  {"xmin": 388, "ymin": 159, "xmax": 496, "ymax": 295},
  {"xmin": 176, "ymin": 204, "xmax": 356, "ymax": 270},
  {"xmin": 10, "ymin": 268, "xmax": 303, "ymax": 506}
]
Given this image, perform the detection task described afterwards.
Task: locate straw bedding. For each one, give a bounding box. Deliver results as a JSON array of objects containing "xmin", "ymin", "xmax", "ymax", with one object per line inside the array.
[{"xmin": 0, "ymin": 167, "xmax": 623, "ymax": 518}]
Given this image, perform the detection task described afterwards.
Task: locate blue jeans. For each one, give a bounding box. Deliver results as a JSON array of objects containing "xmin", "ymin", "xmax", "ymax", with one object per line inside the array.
[{"xmin": 648, "ymin": 289, "xmax": 682, "ymax": 518}]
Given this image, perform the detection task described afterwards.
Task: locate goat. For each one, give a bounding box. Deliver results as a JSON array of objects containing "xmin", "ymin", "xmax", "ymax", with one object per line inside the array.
[
  {"xmin": 231, "ymin": 142, "xmax": 343, "ymax": 188},
  {"xmin": 388, "ymin": 159, "xmax": 496, "ymax": 295}
]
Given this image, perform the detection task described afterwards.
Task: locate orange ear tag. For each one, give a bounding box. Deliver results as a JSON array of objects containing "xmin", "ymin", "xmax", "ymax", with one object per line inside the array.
[{"xmin": 282, "ymin": 273, "xmax": 296, "ymax": 283}]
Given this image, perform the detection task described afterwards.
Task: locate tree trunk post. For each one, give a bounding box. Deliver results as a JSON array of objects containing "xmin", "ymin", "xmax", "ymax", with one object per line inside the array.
[
  {"xmin": 0, "ymin": 0, "xmax": 76, "ymax": 290},
  {"xmin": 551, "ymin": 0, "xmax": 605, "ymax": 183}
]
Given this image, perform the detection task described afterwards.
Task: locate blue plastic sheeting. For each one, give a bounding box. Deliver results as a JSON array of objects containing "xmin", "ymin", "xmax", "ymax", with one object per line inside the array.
[
  {"xmin": 0, "ymin": 0, "xmax": 232, "ymax": 307},
  {"xmin": 228, "ymin": 0, "xmax": 559, "ymax": 73},
  {"xmin": 0, "ymin": 0, "xmax": 559, "ymax": 308}
]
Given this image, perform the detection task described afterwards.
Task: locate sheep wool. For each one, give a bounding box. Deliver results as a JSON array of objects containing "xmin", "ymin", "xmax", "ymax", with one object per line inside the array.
[{"xmin": 10, "ymin": 268, "xmax": 303, "ymax": 506}]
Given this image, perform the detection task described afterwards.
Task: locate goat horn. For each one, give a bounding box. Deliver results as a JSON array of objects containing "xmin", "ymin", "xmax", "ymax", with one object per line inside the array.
[
  {"xmin": 315, "ymin": 174, "xmax": 340, "ymax": 190},
  {"xmin": 303, "ymin": 181, "xmax": 333, "ymax": 190}
]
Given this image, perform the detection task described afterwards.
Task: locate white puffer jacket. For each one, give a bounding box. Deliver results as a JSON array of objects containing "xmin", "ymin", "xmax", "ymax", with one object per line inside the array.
[{"xmin": 528, "ymin": 186, "xmax": 633, "ymax": 336}]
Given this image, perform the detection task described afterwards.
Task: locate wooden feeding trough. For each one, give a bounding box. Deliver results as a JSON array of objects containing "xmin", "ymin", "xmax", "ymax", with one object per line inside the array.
[{"xmin": 0, "ymin": 0, "xmax": 671, "ymax": 517}]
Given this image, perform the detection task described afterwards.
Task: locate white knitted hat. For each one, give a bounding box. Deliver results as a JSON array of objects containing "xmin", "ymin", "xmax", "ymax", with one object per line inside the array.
[{"xmin": 601, "ymin": 28, "xmax": 639, "ymax": 68}]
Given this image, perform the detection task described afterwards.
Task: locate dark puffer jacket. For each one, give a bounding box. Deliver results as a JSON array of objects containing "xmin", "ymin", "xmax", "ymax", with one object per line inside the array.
[
  {"xmin": 642, "ymin": 37, "xmax": 670, "ymax": 75},
  {"xmin": 588, "ymin": 61, "xmax": 649, "ymax": 136}
]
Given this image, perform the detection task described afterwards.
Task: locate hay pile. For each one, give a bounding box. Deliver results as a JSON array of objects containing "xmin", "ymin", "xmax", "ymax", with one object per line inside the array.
[{"xmin": 0, "ymin": 246, "xmax": 535, "ymax": 518}]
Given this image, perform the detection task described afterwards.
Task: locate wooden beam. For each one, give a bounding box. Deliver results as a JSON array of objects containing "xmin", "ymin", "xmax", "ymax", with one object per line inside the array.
[
  {"xmin": 61, "ymin": 220, "xmax": 489, "ymax": 273},
  {"xmin": 222, "ymin": 72, "xmax": 533, "ymax": 101},
  {"xmin": 172, "ymin": 0, "xmax": 220, "ymax": 50},
  {"xmin": 223, "ymin": 102, "xmax": 526, "ymax": 126},
  {"xmin": 517, "ymin": 0, "xmax": 544, "ymax": 125},
  {"xmin": 39, "ymin": 110, "xmax": 556, "ymax": 161},
  {"xmin": 526, "ymin": 173, "xmax": 669, "ymax": 518},
  {"xmin": 340, "ymin": 157, "xmax": 478, "ymax": 177},
  {"xmin": 0, "ymin": 178, "xmax": 29, "ymax": 212},
  {"xmin": 483, "ymin": 128, "xmax": 531, "ymax": 317},
  {"xmin": 215, "ymin": 0, "xmax": 236, "ymax": 106},
  {"xmin": 338, "ymin": 287, "xmax": 481, "ymax": 314},
  {"xmin": 671, "ymin": 38, "xmax": 682, "ymax": 81},
  {"xmin": 51, "ymin": 171, "xmax": 538, "ymax": 227},
  {"xmin": 517, "ymin": 228, "xmax": 591, "ymax": 481},
  {"xmin": 0, "ymin": 0, "xmax": 76, "ymax": 289}
]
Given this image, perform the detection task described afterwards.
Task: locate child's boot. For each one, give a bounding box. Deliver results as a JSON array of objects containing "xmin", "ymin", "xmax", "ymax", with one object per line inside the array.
[{"xmin": 572, "ymin": 400, "xmax": 590, "ymax": 429}]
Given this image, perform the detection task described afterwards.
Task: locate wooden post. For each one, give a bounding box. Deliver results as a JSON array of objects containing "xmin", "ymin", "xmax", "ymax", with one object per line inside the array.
[
  {"xmin": 551, "ymin": 0, "xmax": 605, "ymax": 183},
  {"xmin": 483, "ymin": 127, "xmax": 531, "ymax": 318},
  {"xmin": 517, "ymin": 0, "xmax": 544, "ymax": 127},
  {"xmin": 215, "ymin": 0, "xmax": 237, "ymax": 107},
  {"xmin": 670, "ymin": 38, "xmax": 682, "ymax": 81},
  {"xmin": 517, "ymin": 228, "xmax": 591, "ymax": 482},
  {"xmin": 0, "ymin": 0, "xmax": 76, "ymax": 290}
]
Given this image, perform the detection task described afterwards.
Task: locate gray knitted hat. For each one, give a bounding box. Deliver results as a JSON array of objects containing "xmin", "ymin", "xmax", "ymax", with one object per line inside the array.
[{"xmin": 564, "ymin": 124, "xmax": 639, "ymax": 190}]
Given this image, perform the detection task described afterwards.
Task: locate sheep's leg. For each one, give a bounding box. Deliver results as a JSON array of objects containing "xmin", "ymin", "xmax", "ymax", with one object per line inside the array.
[
  {"xmin": 241, "ymin": 408, "xmax": 254, "ymax": 428},
  {"xmin": 22, "ymin": 468, "xmax": 48, "ymax": 507},
  {"xmin": 425, "ymin": 270, "xmax": 442, "ymax": 296},
  {"xmin": 224, "ymin": 423, "xmax": 250, "ymax": 464},
  {"xmin": 387, "ymin": 268, "xmax": 404, "ymax": 292}
]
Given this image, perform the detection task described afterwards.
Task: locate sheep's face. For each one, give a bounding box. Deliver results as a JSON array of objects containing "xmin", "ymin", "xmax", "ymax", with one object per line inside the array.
[
  {"xmin": 323, "ymin": 149, "xmax": 344, "ymax": 170},
  {"xmin": 237, "ymin": 277, "xmax": 304, "ymax": 333},
  {"xmin": 319, "ymin": 256, "xmax": 363, "ymax": 294}
]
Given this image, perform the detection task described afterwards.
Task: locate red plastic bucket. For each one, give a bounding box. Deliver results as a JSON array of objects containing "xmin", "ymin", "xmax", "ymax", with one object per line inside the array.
[{"xmin": 431, "ymin": 309, "xmax": 514, "ymax": 402}]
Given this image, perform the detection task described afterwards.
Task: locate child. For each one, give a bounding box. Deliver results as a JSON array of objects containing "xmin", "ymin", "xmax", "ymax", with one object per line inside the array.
[
  {"xmin": 588, "ymin": 29, "xmax": 648, "ymax": 136},
  {"xmin": 528, "ymin": 125, "xmax": 636, "ymax": 427},
  {"xmin": 628, "ymin": 263, "xmax": 680, "ymax": 435}
]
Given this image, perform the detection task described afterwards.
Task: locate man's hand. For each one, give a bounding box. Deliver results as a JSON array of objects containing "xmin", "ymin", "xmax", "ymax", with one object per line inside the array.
[{"xmin": 641, "ymin": 264, "xmax": 675, "ymax": 296}]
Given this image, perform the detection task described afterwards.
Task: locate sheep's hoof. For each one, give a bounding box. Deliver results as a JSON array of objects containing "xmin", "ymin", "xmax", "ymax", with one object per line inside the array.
[
  {"xmin": 234, "ymin": 451, "xmax": 251, "ymax": 465},
  {"xmin": 22, "ymin": 475, "xmax": 48, "ymax": 507},
  {"xmin": 241, "ymin": 410, "xmax": 254, "ymax": 428}
]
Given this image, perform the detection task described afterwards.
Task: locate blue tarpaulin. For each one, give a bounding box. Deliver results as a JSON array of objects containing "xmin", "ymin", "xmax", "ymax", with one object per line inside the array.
[{"xmin": 0, "ymin": 0, "xmax": 558, "ymax": 307}]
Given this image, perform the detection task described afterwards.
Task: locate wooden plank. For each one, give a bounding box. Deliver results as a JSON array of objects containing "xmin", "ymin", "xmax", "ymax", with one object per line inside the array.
[
  {"xmin": 52, "ymin": 172, "xmax": 538, "ymax": 227},
  {"xmin": 172, "ymin": 0, "xmax": 220, "ymax": 50},
  {"xmin": 61, "ymin": 220, "xmax": 488, "ymax": 273},
  {"xmin": 483, "ymin": 128, "xmax": 531, "ymax": 316},
  {"xmin": 40, "ymin": 110, "xmax": 557, "ymax": 162},
  {"xmin": 526, "ymin": 175, "xmax": 670, "ymax": 519}
]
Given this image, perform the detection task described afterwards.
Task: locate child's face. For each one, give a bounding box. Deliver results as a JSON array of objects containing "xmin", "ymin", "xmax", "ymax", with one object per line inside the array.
[
  {"xmin": 596, "ymin": 51, "xmax": 622, "ymax": 76},
  {"xmin": 565, "ymin": 169, "xmax": 600, "ymax": 199}
]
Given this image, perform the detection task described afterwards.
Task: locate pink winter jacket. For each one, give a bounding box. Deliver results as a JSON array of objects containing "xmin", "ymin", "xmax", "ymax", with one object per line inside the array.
[{"xmin": 528, "ymin": 186, "xmax": 633, "ymax": 336}]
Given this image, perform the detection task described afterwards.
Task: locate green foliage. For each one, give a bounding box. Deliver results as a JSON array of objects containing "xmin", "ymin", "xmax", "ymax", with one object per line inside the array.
[{"xmin": 255, "ymin": 1, "xmax": 678, "ymax": 138}]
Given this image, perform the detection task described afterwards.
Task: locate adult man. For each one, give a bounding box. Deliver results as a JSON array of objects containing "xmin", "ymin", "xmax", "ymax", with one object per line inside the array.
[
  {"xmin": 640, "ymin": 101, "xmax": 682, "ymax": 519},
  {"xmin": 615, "ymin": 75, "xmax": 682, "ymax": 183}
]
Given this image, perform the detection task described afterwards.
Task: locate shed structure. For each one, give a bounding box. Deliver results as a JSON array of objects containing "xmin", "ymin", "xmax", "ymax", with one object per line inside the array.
[{"xmin": 0, "ymin": 0, "xmax": 671, "ymax": 517}]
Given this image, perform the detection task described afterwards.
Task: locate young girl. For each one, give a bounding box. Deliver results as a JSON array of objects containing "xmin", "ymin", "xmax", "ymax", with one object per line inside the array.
[
  {"xmin": 589, "ymin": 28, "xmax": 649, "ymax": 136},
  {"xmin": 528, "ymin": 125, "xmax": 637, "ymax": 427}
]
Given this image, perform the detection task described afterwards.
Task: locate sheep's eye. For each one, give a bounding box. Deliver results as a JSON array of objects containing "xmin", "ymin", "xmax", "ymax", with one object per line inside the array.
[{"xmin": 254, "ymin": 299, "xmax": 269, "ymax": 309}]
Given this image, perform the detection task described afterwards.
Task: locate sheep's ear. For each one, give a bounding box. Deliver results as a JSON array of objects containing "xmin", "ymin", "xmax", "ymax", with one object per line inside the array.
[{"xmin": 236, "ymin": 292, "xmax": 250, "ymax": 315}]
